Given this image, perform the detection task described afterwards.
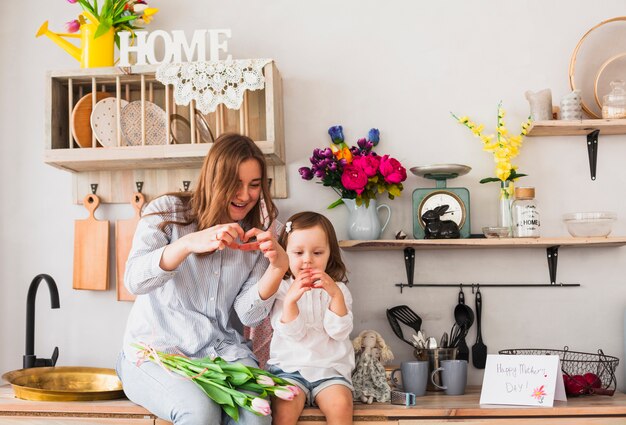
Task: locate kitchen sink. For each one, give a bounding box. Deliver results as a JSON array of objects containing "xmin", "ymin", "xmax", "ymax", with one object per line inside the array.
[{"xmin": 2, "ymin": 366, "xmax": 124, "ymax": 401}]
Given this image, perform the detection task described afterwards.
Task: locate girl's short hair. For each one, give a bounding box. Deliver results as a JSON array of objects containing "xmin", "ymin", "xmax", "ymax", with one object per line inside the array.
[{"xmin": 278, "ymin": 211, "xmax": 347, "ymax": 282}]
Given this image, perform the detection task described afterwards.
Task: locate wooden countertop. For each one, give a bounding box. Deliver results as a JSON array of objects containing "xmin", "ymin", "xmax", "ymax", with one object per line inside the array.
[{"xmin": 3, "ymin": 385, "xmax": 626, "ymax": 420}]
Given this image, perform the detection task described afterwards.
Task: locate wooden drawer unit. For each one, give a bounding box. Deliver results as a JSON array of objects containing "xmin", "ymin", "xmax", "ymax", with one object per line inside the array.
[{"xmin": 44, "ymin": 62, "xmax": 286, "ymax": 203}]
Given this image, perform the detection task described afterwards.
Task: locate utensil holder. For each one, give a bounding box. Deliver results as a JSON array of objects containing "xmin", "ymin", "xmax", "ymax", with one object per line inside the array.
[{"xmin": 414, "ymin": 347, "xmax": 458, "ymax": 392}]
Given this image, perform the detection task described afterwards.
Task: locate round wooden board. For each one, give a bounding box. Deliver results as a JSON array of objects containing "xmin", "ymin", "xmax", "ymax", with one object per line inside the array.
[{"xmin": 71, "ymin": 92, "xmax": 114, "ymax": 148}]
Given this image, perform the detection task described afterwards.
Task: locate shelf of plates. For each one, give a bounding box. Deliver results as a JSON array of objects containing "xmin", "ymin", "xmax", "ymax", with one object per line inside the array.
[
  {"xmin": 526, "ymin": 118, "xmax": 626, "ymax": 180},
  {"xmin": 339, "ymin": 237, "xmax": 626, "ymax": 291},
  {"xmin": 45, "ymin": 63, "xmax": 286, "ymax": 203}
]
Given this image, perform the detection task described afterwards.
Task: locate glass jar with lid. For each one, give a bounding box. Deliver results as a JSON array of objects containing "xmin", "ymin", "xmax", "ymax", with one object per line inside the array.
[
  {"xmin": 512, "ymin": 187, "xmax": 540, "ymax": 238},
  {"xmin": 602, "ymin": 80, "xmax": 626, "ymax": 119}
]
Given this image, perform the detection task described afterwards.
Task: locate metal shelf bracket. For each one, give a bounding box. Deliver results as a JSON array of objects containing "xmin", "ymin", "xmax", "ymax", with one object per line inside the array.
[{"xmin": 587, "ymin": 129, "xmax": 599, "ymax": 181}]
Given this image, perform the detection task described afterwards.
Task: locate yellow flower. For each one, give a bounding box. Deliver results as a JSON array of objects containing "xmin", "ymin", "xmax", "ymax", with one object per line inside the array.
[
  {"xmin": 471, "ymin": 124, "xmax": 484, "ymax": 135},
  {"xmin": 141, "ymin": 7, "xmax": 159, "ymax": 24},
  {"xmin": 458, "ymin": 116, "xmax": 469, "ymax": 124}
]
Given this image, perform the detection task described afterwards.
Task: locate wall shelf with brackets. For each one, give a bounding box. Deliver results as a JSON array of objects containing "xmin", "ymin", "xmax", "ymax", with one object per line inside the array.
[
  {"xmin": 338, "ymin": 237, "xmax": 626, "ymax": 292},
  {"xmin": 526, "ymin": 118, "xmax": 626, "ymax": 181},
  {"xmin": 44, "ymin": 62, "xmax": 286, "ymax": 203}
]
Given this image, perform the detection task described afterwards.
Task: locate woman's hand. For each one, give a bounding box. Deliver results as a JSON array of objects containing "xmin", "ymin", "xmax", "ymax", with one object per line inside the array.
[{"xmin": 183, "ymin": 223, "xmax": 245, "ymax": 254}]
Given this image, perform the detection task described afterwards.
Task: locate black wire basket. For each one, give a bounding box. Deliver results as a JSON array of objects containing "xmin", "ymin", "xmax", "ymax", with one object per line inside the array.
[{"xmin": 498, "ymin": 347, "xmax": 619, "ymax": 396}]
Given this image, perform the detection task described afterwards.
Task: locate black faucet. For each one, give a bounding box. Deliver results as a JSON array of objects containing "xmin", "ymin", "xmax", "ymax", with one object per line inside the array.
[{"xmin": 23, "ymin": 274, "xmax": 60, "ymax": 369}]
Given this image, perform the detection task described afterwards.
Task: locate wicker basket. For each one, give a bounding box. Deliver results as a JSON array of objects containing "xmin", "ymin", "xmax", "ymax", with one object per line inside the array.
[{"xmin": 498, "ymin": 347, "xmax": 619, "ymax": 396}]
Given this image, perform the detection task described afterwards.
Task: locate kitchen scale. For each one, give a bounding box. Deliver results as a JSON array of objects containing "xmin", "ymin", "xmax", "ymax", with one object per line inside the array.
[{"xmin": 411, "ymin": 164, "xmax": 471, "ymax": 239}]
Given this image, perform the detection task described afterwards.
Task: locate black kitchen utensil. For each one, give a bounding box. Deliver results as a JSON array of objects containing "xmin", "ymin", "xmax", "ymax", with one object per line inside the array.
[
  {"xmin": 472, "ymin": 287, "xmax": 487, "ymax": 368},
  {"xmin": 386, "ymin": 305, "xmax": 423, "ymax": 347},
  {"xmin": 453, "ymin": 288, "xmax": 474, "ymax": 362}
]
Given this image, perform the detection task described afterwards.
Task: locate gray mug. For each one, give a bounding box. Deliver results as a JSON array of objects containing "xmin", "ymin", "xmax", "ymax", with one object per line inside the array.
[
  {"xmin": 391, "ymin": 361, "xmax": 428, "ymax": 397},
  {"xmin": 430, "ymin": 359, "xmax": 467, "ymax": 395}
]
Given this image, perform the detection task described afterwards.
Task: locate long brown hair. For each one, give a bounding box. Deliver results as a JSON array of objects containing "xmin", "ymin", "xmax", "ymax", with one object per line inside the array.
[
  {"xmin": 278, "ymin": 211, "xmax": 347, "ymax": 282},
  {"xmin": 155, "ymin": 133, "xmax": 277, "ymax": 231}
]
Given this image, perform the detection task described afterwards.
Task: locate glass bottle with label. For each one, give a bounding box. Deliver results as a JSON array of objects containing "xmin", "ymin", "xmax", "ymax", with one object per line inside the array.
[{"xmin": 512, "ymin": 187, "xmax": 540, "ymax": 238}]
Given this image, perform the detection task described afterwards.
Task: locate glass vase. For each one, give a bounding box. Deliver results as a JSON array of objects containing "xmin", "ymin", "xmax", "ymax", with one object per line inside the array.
[{"xmin": 497, "ymin": 181, "xmax": 513, "ymax": 236}]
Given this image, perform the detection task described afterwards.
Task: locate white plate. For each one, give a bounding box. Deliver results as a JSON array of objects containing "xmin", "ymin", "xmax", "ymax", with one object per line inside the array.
[
  {"xmin": 90, "ymin": 98, "xmax": 129, "ymax": 147},
  {"xmin": 120, "ymin": 101, "xmax": 167, "ymax": 146}
]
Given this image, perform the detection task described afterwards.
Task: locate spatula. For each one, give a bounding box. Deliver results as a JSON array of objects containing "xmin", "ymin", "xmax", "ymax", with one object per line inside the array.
[
  {"xmin": 472, "ymin": 287, "xmax": 487, "ymax": 368},
  {"xmin": 386, "ymin": 309, "xmax": 414, "ymax": 347},
  {"xmin": 387, "ymin": 305, "xmax": 423, "ymax": 342}
]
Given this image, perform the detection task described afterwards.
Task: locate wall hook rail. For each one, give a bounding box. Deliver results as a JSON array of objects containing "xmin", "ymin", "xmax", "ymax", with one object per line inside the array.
[{"xmin": 395, "ymin": 281, "xmax": 580, "ymax": 292}]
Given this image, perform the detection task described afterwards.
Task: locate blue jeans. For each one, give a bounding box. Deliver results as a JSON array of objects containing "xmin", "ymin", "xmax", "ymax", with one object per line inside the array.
[
  {"xmin": 116, "ymin": 352, "xmax": 271, "ymax": 425},
  {"xmin": 267, "ymin": 365, "xmax": 353, "ymax": 406}
]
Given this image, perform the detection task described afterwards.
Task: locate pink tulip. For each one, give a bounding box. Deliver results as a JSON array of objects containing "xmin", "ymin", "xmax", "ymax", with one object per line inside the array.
[
  {"xmin": 256, "ymin": 375, "xmax": 275, "ymax": 386},
  {"xmin": 286, "ymin": 385, "xmax": 300, "ymax": 396},
  {"xmin": 250, "ymin": 397, "xmax": 271, "ymax": 416},
  {"xmin": 274, "ymin": 386, "xmax": 296, "ymax": 401},
  {"xmin": 65, "ymin": 19, "xmax": 80, "ymax": 33},
  {"xmin": 67, "ymin": 0, "xmax": 78, "ymax": 3}
]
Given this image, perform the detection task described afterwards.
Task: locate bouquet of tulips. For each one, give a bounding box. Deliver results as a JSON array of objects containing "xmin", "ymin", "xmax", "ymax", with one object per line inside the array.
[
  {"xmin": 299, "ymin": 125, "xmax": 407, "ymax": 208},
  {"xmin": 134, "ymin": 343, "xmax": 299, "ymax": 421}
]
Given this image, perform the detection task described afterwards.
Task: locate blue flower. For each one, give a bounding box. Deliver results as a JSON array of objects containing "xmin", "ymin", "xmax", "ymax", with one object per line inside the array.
[
  {"xmin": 368, "ymin": 128, "xmax": 380, "ymax": 146},
  {"xmin": 328, "ymin": 125, "xmax": 344, "ymax": 145}
]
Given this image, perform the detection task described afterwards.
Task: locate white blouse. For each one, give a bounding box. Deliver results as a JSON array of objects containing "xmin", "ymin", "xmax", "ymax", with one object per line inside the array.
[{"xmin": 267, "ymin": 279, "xmax": 355, "ymax": 383}]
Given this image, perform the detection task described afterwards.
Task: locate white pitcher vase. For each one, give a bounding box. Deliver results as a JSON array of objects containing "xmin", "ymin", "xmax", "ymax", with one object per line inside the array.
[{"xmin": 342, "ymin": 198, "xmax": 391, "ymax": 240}]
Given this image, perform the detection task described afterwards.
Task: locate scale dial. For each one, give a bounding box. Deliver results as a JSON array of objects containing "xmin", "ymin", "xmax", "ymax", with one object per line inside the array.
[{"xmin": 417, "ymin": 190, "xmax": 466, "ymax": 229}]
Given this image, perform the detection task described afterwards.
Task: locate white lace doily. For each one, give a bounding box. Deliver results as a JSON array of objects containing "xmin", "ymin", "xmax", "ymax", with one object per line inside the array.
[{"xmin": 156, "ymin": 59, "xmax": 272, "ymax": 114}]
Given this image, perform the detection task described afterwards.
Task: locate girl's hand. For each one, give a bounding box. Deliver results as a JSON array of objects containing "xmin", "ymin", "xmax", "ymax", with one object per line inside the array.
[
  {"xmin": 183, "ymin": 223, "xmax": 245, "ymax": 254},
  {"xmin": 310, "ymin": 269, "xmax": 341, "ymax": 298},
  {"xmin": 284, "ymin": 269, "xmax": 313, "ymax": 305},
  {"xmin": 242, "ymin": 228, "xmax": 289, "ymax": 274}
]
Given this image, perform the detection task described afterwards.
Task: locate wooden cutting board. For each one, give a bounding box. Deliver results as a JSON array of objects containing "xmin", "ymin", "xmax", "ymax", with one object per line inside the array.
[
  {"xmin": 73, "ymin": 194, "xmax": 109, "ymax": 290},
  {"xmin": 115, "ymin": 192, "xmax": 145, "ymax": 301}
]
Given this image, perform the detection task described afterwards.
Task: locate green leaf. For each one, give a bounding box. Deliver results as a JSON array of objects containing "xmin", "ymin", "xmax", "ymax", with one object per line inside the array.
[
  {"xmin": 226, "ymin": 371, "xmax": 252, "ymax": 386},
  {"xmin": 222, "ymin": 404, "xmax": 239, "ymax": 421},
  {"xmin": 113, "ymin": 15, "xmax": 138, "ymax": 25},
  {"xmin": 195, "ymin": 380, "xmax": 235, "ymax": 407},
  {"xmin": 388, "ymin": 184, "xmax": 401, "ymax": 197},
  {"xmin": 327, "ymin": 198, "xmax": 344, "ymax": 209},
  {"xmin": 94, "ymin": 21, "xmax": 112, "ymax": 38},
  {"xmin": 479, "ymin": 177, "xmax": 501, "ymax": 184}
]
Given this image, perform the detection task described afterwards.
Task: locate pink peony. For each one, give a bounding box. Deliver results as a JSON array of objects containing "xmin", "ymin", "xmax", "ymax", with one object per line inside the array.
[
  {"xmin": 352, "ymin": 154, "xmax": 380, "ymax": 177},
  {"xmin": 341, "ymin": 164, "xmax": 368, "ymax": 194},
  {"xmin": 379, "ymin": 155, "xmax": 407, "ymax": 184}
]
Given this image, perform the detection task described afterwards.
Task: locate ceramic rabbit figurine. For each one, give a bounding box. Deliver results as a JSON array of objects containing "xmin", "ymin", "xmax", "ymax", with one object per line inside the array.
[
  {"xmin": 525, "ymin": 89, "xmax": 553, "ymax": 121},
  {"xmin": 560, "ymin": 89, "xmax": 583, "ymax": 120},
  {"xmin": 422, "ymin": 205, "xmax": 461, "ymax": 239}
]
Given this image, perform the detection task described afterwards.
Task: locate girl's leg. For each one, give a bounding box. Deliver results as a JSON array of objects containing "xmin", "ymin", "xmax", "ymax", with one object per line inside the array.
[
  {"xmin": 116, "ymin": 352, "xmax": 220, "ymax": 425},
  {"xmin": 270, "ymin": 390, "xmax": 307, "ymax": 425},
  {"xmin": 314, "ymin": 384, "xmax": 353, "ymax": 425}
]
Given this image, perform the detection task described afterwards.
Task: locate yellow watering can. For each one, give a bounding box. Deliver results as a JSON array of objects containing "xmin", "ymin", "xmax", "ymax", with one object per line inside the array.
[{"xmin": 36, "ymin": 11, "xmax": 114, "ymax": 68}]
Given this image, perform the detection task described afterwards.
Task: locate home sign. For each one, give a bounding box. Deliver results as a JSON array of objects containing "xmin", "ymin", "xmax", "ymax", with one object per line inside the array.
[{"xmin": 118, "ymin": 29, "xmax": 232, "ymax": 66}]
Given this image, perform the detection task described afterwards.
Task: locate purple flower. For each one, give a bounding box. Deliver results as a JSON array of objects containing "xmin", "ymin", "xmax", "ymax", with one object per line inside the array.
[
  {"xmin": 328, "ymin": 161, "xmax": 338, "ymax": 172},
  {"xmin": 357, "ymin": 138, "xmax": 373, "ymax": 151},
  {"xmin": 65, "ymin": 19, "xmax": 80, "ymax": 33},
  {"xmin": 314, "ymin": 168, "xmax": 325, "ymax": 178},
  {"xmin": 328, "ymin": 125, "xmax": 344, "ymax": 144},
  {"xmin": 320, "ymin": 147, "xmax": 333, "ymax": 158},
  {"xmin": 368, "ymin": 128, "xmax": 380, "ymax": 146},
  {"xmin": 299, "ymin": 167, "xmax": 314, "ymax": 180}
]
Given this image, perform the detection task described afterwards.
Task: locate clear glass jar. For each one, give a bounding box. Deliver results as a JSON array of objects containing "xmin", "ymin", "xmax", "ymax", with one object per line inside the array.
[
  {"xmin": 602, "ymin": 80, "xmax": 626, "ymax": 119},
  {"xmin": 512, "ymin": 187, "xmax": 540, "ymax": 238}
]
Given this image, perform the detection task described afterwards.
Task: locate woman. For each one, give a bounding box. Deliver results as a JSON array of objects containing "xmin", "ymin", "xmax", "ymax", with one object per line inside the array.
[{"xmin": 116, "ymin": 133, "xmax": 289, "ymax": 425}]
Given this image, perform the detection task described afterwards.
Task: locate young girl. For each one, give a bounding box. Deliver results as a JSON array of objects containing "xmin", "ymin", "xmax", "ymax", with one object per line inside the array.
[
  {"xmin": 117, "ymin": 133, "xmax": 289, "ymax": 425},
  {"xmin": 267, "ymin": 211, "xmax": 354, "ymax": 425}
]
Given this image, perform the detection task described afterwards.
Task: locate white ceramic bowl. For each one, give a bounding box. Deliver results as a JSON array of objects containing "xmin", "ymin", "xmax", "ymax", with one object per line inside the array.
[{"xmin": 563, "ymin": 212, "xmax": 617, "ymax": 237}]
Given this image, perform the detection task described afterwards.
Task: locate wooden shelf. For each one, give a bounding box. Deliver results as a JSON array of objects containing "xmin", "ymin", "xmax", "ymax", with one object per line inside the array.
[
  {"xmin": 339, "ymin": 237, "xmax": 626, "ymax": 251},
  {"xmin": 527, "ymin": 119, "xmax": 626, "ymax": 136},
  {"xmin": 44, "ymin": 141, "xmax": 283, "ymax": 173}
]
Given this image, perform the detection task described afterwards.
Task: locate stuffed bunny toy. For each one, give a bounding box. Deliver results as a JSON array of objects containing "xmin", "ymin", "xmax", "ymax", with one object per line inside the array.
[{"xmin": 421, "ymin": 205, "xmax": 460, "ymax": 239}]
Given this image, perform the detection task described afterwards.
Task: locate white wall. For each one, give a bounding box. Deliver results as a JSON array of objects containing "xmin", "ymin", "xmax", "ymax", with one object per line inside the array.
[{"xmin": 2, "ymin": 0, "xmax": 626, "ymax": 389}]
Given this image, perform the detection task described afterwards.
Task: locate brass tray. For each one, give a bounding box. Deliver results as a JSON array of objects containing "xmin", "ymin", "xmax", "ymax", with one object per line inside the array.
[{"xmin": 2, "ymin": 366, "xmax": 124, "ymax": 401}]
